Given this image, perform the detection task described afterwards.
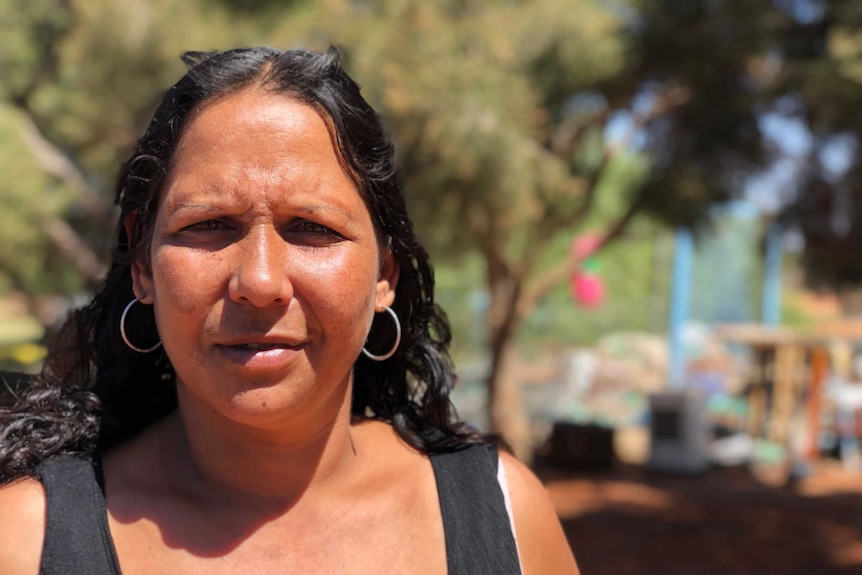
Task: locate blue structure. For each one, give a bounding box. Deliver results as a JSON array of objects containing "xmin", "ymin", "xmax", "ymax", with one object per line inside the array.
[
  {"xmin": 666, "ymin": 208, "xmax": 784, "ymax": 390},
  {"xmin": 668, "ymin": 228, "xmax": 693, "ymax": 390},
  {"xmin": 762, "ymin": 222, "xmax": 784, "ymax": 326}
]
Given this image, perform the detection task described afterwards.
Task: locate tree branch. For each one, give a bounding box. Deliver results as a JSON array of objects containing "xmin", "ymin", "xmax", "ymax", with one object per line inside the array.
[
  {"xmin": 17, "ymin": 112, "xmax": 111, "ymax": 220},
  {"xmin": 521, "ymin": 82, "xmax": 694, "ymax": 294},
  {"xmin": 42, "ymin": 217, "xmax": 107, "ymax": 290},
  {"xmin": 548, "ymin": 106, "xmax": 611, "ymax": 159},
  {"xmin": 583, "ymin": 84, "xmax": 692, "ymax": 202},
  {"xmin": 536, "ymin": 84, "xmax": 691, "ymax": 239}
]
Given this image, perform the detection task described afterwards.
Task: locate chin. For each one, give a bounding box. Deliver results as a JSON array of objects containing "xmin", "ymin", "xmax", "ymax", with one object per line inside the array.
[{"xmin": 223, "ymin": 387, "xmax": 309, "ymax": 420}]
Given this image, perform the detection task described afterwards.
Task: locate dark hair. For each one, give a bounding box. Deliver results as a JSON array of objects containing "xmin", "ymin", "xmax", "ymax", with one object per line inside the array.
[{"xmin": 0, "ymin": 47, "xmax": 478, "ymax": 482}]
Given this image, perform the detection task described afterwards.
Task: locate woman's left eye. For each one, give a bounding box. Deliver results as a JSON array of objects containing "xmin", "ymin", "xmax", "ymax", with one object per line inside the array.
[{"xmin": 290, "ymin": 221, "xmax": 345, "ymax": 242}]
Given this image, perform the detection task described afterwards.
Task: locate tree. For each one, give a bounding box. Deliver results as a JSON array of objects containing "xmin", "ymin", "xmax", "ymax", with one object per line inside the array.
[
  {"xmin": 768, "ymin": 1, "xmax": 862, "ymax": 300},
  {"xmin": 0, "ymin": 0, "xmax": 296, "ymax": 321},
  {"xmin": 630, "ymin": 1, "xmax": 862, "ymax": 311},
  {"xmin": 630, "ymin": 1, "xmax": 862, "ymax": 308},
  {"xmin": 294, "ymin": 0, "xmax": 776, "ymax": 455}
]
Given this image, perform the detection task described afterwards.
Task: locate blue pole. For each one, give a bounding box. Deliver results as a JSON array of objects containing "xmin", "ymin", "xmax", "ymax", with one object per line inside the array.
[
  {"xmin": 668, "ymin": 228, "xmax": 693, "ymax": 390},
  {"xmin": 762, "ymin": 222, "xmax": 783, "ymax": 326}
]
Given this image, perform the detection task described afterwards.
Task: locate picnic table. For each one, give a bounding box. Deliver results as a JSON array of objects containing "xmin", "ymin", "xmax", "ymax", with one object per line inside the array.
[{"xmin": 715, "ymin": 321, "xmax": 862, "ymax": 463}]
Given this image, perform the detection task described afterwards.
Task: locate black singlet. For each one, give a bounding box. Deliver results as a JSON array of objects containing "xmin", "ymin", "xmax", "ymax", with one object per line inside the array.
[{"xmin": 36, "ymin": 444, "xmax": 521, "ymax": 574}]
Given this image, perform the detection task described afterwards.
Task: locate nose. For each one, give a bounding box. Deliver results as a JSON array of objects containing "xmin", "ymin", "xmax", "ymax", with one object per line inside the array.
[{"xmin": 228, "ymin": 226, "xmax": 293, "ymax": 307}]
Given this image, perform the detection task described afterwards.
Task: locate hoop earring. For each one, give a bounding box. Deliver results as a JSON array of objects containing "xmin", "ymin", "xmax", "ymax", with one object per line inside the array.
[
  {"xmin": 120, "ymin": 297, "xmax": 162, "ymax": 353},
  {"xmin": 362, "ymin": 306, "xmax": 401, "ymax": 361}
]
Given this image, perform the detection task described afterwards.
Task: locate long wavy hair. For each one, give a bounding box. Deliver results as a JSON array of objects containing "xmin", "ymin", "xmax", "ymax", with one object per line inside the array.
[{"xmin": 0, "ymin": 47, "xmax": 477, "ymax": 483}]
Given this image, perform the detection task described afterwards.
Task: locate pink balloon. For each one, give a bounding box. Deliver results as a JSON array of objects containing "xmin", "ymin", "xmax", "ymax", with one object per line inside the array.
[
  {"xmin": 571, "ymin": 232, "xmax": 602, "ymax": 262},
  {"xmin": 571, "ymin": 272, "xmax": 605, "ymax": 307}
]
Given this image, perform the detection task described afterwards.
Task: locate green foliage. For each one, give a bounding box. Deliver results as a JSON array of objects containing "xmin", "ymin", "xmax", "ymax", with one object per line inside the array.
[
  {"xmin": 0, "ymin": 105, "xmax": 78, "ymax": 294},
  {"xmin": 0, "ymin": 0, "xmax": 289, "ymax": 298},
  {"xmin": 0, "ymin": 0, "xmax": 74, "ymax": 102},
  {"xmin": 620, "ymin": 0, "xmax": 773, "ymax": 227},
  {"xmin": 433, "ymin": 253, "xmax": 488, "ymax": 361},
  {"xmin": 627, "ymin": 1, "xmax": 862, "ymax": 290},
  {"xmin": 292, "ymin": 0, "xmax": 628, "ymax": 266},
  {"xmin": 774, "ymin": 2, "xmax": 862, "ymax": 288}
]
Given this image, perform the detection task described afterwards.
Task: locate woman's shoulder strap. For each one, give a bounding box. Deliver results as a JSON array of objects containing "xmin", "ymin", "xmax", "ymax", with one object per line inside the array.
[
  {"xmin": 36, "ymin": 455, "xmax": 121, "ymax": 575},
  {"xmin": 429, "ymin": 443, "xmax": 521, "ymax": 575}
]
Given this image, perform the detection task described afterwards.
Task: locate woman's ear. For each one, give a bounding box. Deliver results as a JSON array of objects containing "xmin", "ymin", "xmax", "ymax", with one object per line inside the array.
[
  {"xmin": 124, "ymin": 212, "xmax": 154, "ymax": 304},
  {"xmin": 375, "ymin": 246, "xmax": 399, "ymax": 310}
]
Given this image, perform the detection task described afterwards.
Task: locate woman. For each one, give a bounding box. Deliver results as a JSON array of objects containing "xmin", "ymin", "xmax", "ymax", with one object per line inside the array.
[{"xmin": 0, "ymin": 47, "xmax": 577, "ymax": 574}]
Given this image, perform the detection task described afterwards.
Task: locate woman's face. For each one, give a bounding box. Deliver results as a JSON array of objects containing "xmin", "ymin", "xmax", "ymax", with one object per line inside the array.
[{"xmin": 130, "ymin": 89, "xmax": 398, "ymax": 429}]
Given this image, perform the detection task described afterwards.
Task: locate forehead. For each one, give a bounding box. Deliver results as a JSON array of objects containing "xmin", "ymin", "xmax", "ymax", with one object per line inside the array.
[
  {"xmin": 174, "ymin": 89, "xmax": 340, "ymax": 172},
  {"xmin": 158, "ymin": 89, "xmax": 367, "ymax": 212}
]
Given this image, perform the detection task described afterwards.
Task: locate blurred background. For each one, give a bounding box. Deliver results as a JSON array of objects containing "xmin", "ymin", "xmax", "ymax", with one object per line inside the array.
[{"xmin": 2, "ymin": 0, "xmax": 862, "ymax": 572}]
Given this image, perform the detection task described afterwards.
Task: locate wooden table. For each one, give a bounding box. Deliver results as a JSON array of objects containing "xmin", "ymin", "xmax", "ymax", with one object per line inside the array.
[{"xmin": 715, "ymin": 324, "xmax": 831, "ymax": 460}]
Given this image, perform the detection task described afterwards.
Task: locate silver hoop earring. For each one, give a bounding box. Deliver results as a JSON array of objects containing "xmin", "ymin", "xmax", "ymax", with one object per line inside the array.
[
  {"xmin": 362, "ymin": 306, "xmax": 401, "ymax": 361},
  {"xmin": 120, "ymin": 297, "xmax": 162, "ymax": 353}
]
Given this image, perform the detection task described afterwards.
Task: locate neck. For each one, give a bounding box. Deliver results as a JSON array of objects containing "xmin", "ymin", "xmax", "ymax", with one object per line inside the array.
[{"xmin": 161, "ymin": 376, "xmax": 358, "ymax": 503}]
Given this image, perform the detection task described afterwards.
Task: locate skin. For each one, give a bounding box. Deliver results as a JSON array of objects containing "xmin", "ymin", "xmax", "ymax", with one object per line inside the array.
[{"xmin": 0, "ymin": 89, "xmax": 578, "ymax": 574}]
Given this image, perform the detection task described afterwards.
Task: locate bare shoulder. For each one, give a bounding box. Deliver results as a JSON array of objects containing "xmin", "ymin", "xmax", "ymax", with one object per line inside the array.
[
  {"xmin": 0, "ymin": 477, "xmax": 46, "ymax": 575},
  {"xmin": 499, "ymin": 451, "xmax": 580, "ymax": 575}
]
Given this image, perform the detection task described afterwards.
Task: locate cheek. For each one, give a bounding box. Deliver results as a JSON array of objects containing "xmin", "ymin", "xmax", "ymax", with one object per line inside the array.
[
  {"xmin": 292, "ymin": 251, "xmax": 379, "ymax": 338},
  {"xmin": 150, "ymin": 248, "xmax": 231, "ymax": 318}
]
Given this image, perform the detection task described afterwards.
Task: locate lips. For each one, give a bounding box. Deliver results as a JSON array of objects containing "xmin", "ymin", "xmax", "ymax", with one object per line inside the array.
[
  {"xmin": 216, "ymin": 333, "xmax": 306, "ymax": 348},
  {"xmin": 235, "ymin": 343, "xmax": 290, "ymax": 351},
  {"xmin": 215, "ymin": 338, "xmax": 306, "ymax": 371}
]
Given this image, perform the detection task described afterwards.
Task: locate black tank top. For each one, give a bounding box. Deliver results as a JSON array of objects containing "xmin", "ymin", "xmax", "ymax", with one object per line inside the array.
[{"xmin": 36, "ymin": 444, "xmax": 521, "ymax": 574}]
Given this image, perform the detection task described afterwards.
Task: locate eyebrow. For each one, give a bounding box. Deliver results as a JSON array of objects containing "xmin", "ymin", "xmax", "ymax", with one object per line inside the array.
[
  {"xmin": 169, "ymin": 202, "xmax": 226, "ymax": 213},
  {"xmin": 295, "ymin": 203, "xmax": 355, "ymax": 220},
  {"xmin": 163, "ymin": 202, "xmax": 238, "ymax": 220},
  {"xmin": 166, "ymin": 201, "xmax": 360, "ymax": 227}
]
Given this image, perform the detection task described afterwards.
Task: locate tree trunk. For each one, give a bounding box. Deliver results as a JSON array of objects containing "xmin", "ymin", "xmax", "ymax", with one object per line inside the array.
[
  {"xmin": 487, "ymin": 340, "xmax": 534, "ymax": 462},
  {"xmin": 484, "ymin": 275, "xmax": 533, "ymax": 461}
]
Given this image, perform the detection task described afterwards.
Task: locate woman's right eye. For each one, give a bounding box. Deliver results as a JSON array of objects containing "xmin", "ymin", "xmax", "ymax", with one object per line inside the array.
[{"xmin": 184, "ymin": 219, "xmax": 227, "ymax": 232}]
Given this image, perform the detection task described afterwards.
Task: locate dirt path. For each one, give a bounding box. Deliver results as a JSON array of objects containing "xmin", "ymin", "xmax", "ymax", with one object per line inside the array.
[{"xmin": 541, "ymin": 461, "xmax": 862, "ymax": 574}]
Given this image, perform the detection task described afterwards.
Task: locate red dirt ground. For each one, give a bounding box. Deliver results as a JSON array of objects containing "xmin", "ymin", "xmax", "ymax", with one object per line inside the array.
[{"xmin": 540, "ymin": 461, "xmax": 862, "ymax": 574}]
